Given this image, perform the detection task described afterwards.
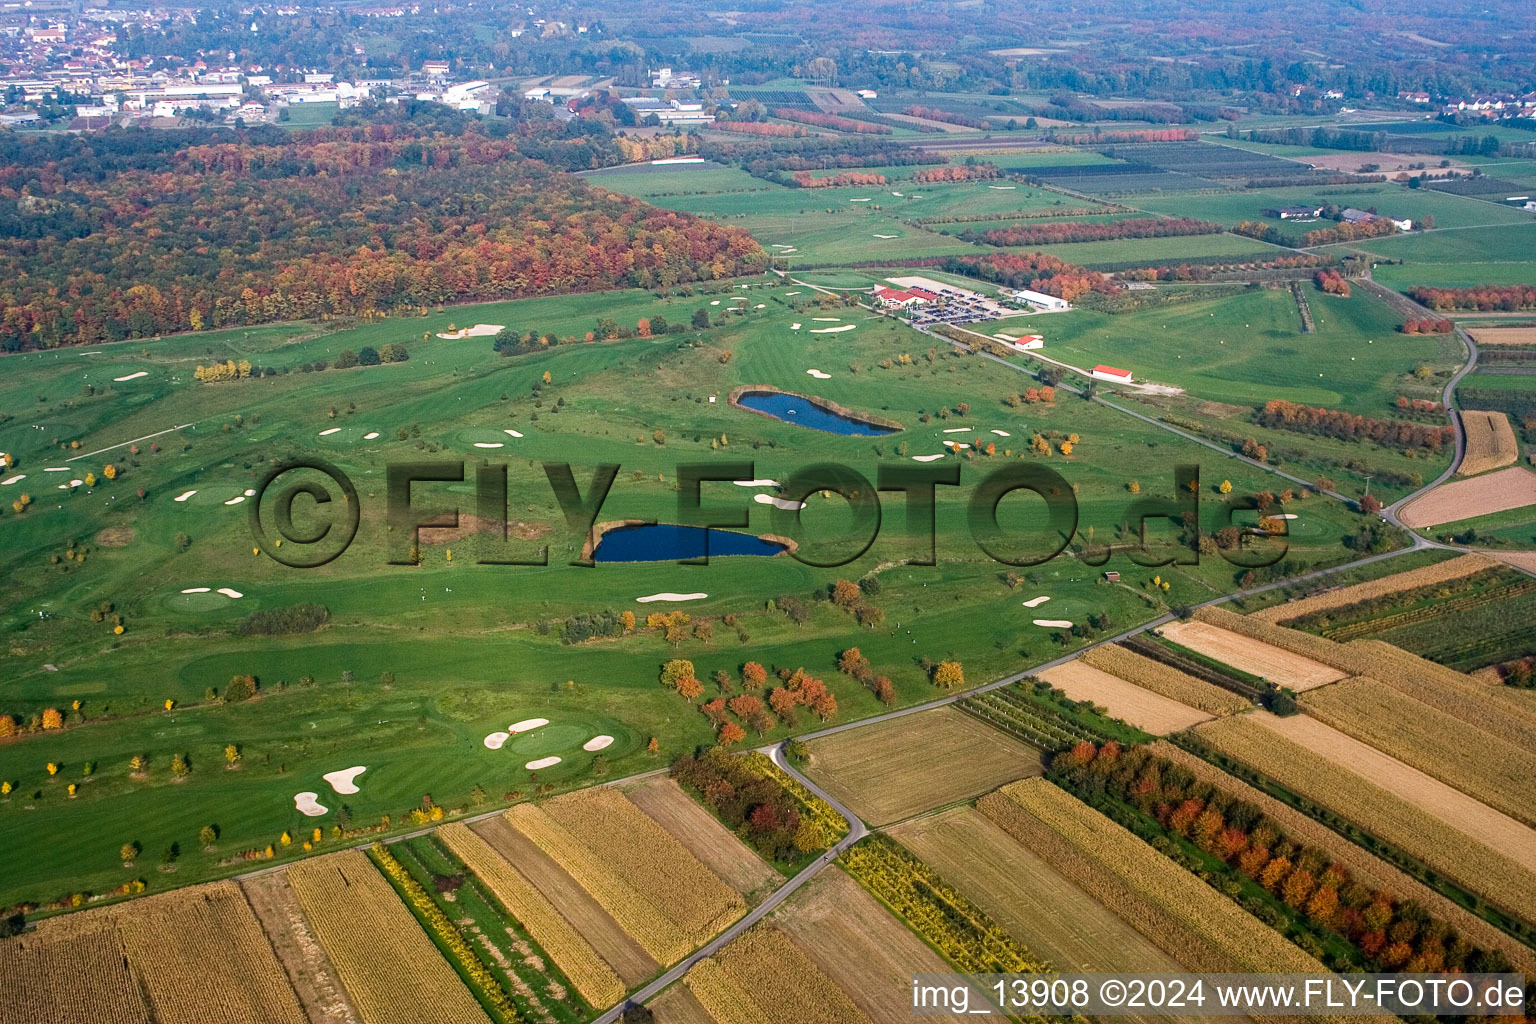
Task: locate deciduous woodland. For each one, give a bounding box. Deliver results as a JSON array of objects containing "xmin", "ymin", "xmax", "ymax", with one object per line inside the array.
[{"xmin": 0, "ymin": 124, "xmax": 765, "ymax": 351}]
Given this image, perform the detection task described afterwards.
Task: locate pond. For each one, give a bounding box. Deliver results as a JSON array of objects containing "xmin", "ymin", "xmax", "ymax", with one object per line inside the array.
[
  {"xmin": 735, "ymin": 390, "xmax": 898, "ymax": 436},
  {"xmin": 592, "ymin": 523, "xmax": 788, "ymax": 563}
]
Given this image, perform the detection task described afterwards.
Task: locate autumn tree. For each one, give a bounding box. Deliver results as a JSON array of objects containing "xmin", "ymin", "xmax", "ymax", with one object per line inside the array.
[
  {"xmin": 660, "ymin": 658, "xmax": 695, "ymax": 689},
  {"xmin": 224, "ymin": 744, "xmax": 242, "ymax": 768},
  {"xmin": 676, "ymin": 675, "xmax": 704, "ymax": 700},
  {"xmin": 830, "ymin": 579, "xmax": 861, "ymax": 608},
  {"xmin": 120, "ymin": 842, "xmax": 139, "ymax": 865},
  {"xmin": 41, "ymin": 708, "xmax": 63, "ymax": 730},
  {"xmin": 0, "ymin": 715, "xmax": 13, "ymax": 738},
  {"xmin": 741, "ymin": 661, "xmax": 767, "ymax": 689},
  {"xmin": 717, "ymin": 721, "xmax": 746, "ymax": 746},
  {"xmin": 200, "ymin": 825, "xmax": 219, "ymax": 848},
  {"xmin": 932, "ymin": 661, "xmax": 965, "ymax": 688},
  {"xmin": 171, "ymin": 752, "xmax": 190, "ymax": 777}
]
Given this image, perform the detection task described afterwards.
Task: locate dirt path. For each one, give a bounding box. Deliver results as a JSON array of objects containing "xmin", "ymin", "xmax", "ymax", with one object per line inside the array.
[{"xmin": 240, "ymin": 872, "xmax": 361, "ymax": 1024}]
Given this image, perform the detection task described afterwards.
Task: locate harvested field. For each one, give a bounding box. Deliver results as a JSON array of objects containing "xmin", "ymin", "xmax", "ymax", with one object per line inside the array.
[
  {"xmin": 1298, "ymin": 677, "xmax": 1536, "ymax": 826},
  {"xmin": 1343, "ymin": 640, "xmax": 1536, "ymax": 740},
  {"xmin": 1487, "ymin": 548, "xmax": 1536, "ymax": 573},
  {"xmin": 774, "ymin": 869, "xmax": 970, "ymax": 1024},
  {"xmin": 1150, "ymin": 740, "xmax": 1536, "ymax": 975},
  {"xmin": 242, "ymin": 872, "xmax": 362, "ymax": 1024},
  {"xmin": 1195, "ymin": 714, "xmax": 1536, "ymax": 924},
  {"xmin": 1458, "ymin": 411, "xmax": 1520, "ymax": 477},
  {"xmin": 620, "ymin": 776, "xmax": 782, "ymax": 897},
  {"xmin": 509, "ymin": 789, "xmax": 744, "ymax": 963},
  {"xmin": 1252, "ymin": 552, "xmax": 1499, "ymax": 623},
  {"xmin": 684, "ymin": 926, "xmax": 871, "ymax": 1024},
  {"xmin": 1040, "ymin": 660, "xmax": 1215, "ymax": 733},
  {"xmin": 0, "ymin": 915, "xmax": 149, "ymax": 1024},
  {"xmin": 112, "ymin": 882, "xmax": 307, "ymax": 1024},
  {"xmin": 803, "ymin": 706, "xmax": 1041, "ymax": 825},
  {"xmin": 286, "ymin": 851, "xmax": 491, "ymax": 1024},
  {"xmin": 1193, "ymin": 605, "xmax": 1347, "ymax": 666},
  {"xmin": 1468, "ymin": 327, "xmax": 1536, "ymax": 346},
  {"xmin": 980, "ymin": 779, "xmax": 1330, "ymax": 978},
  {"xmin": 470, "ymin": 816, "xmax": 657, "ymax": 987},
  {"xmin": 1158, "ymin": 619, "xmax": 1345, "ymax": 688},
  {"xmin": 649, "ymin": 986, "xmax": 719, "ymax": 1024},
  {"xmin": 1398, "ymin": 465, "xmax": 1536, "ymax": 527},
  {"xmin": 437, "ymin": 822, "xmax": 625, "ymax": 1007},
  {"xmin": 1081, "ymin": 644, "xmax": 1251, "ymax": 716}
]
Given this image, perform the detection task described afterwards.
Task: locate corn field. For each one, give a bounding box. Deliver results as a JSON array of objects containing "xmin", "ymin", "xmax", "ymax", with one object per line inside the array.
[
  {"xmin": 1252, "ymin": 553, "xmax": 1497, "ymax": 623},
  {"xmin": 437, "ymin": 822, "xmax": 625, "ymax": 1008},
  {"xmin": 1081, "ymin": 644, "xmax": 1250, "ymax": 716},
  {"xmin": 685, "ymin": 926, "xmax": 871, "ymax": 1024},
  {"xmin": 0, "ymin": 915, "xmax": 148, "ymax": 1024}
]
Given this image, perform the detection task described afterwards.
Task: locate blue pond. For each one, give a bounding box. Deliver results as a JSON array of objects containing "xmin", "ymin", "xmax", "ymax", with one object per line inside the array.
[
  {"xmin": 592, "ymin": 523, "xmax": 787, "ymax": 563},
  {"xmin": 736, "ymin": 390, "xmax": 897, "ymax": 436}
]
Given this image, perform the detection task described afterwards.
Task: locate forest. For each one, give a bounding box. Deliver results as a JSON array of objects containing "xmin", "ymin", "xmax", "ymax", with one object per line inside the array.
[{"xmin": 0, "ymin": 119, "xmax": 764, "ymax": 351}]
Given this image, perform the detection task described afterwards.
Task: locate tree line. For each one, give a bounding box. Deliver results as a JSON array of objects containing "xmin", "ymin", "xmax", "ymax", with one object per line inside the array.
[{"xmin": 965, "ymin": 216, "xmax": 1221, "ymax": 247}]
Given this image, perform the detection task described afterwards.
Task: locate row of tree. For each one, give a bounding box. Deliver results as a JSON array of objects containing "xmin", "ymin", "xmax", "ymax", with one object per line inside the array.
[
  {"xmin": 943, "ymin": 253, "xmax": 1121, "ymax": 303},
  {"xmin": 771, "ymin": 107, "xmax": 889, "ymax": 134},
  {"xmin": 1408, "ymin": 285, "xmax": 1536, "ymax": 312},
  {"xmin": 967, "ymin": 216, "xmax": 1221, "ymax": 248},
  {"xmin": 1256, "ymin": 400, "xmax": 1454, "ymax": 453}
]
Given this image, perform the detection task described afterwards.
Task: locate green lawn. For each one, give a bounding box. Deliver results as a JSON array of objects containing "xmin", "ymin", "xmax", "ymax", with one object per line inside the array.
[
  {"xmin": 1323, "ymin": 222, "xmax": 1536, "ymax": 263},
  {"xmin": 1372, "ymin": 261, "xmax": 1536, "ymax": 289},
  {"xmin": 1124, "ymin": 183, "xmax": 1536, "ymax": 232}
]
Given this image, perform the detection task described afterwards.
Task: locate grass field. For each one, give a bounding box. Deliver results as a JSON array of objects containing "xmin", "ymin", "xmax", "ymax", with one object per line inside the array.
[
  {"xmin": 1372, "ymin": 261, "xmax": 1536, "ymax": 289},
  {"xmin": 1323, "ymin": 222, "xmax": 1536, "ymax": 262},
  {"xmin": 1125, "ymin": 184, "xmax": 1535, "ymax": 233},
  {"xmin": 802, "ymin": 706, "xmax": 1042, "ymax": 825}
]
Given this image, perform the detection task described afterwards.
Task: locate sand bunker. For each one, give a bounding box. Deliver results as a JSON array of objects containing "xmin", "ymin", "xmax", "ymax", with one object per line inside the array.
[
  {"xmin": 181, "ymin": 587, "xmax": 210, "ymax": 594},
  {"xmin": 484, "ymin": 732, "xmax": 509, "ymax": 750},
  {"xmin": 755, "ymin": 303, "xmax": 766, "ymax": 309},
  {"xmin": 806, "ymin": 368, "xmax": 832, "ymax": 379},
  {"xmin": 57, "ymin": 483, "xmax": 69, "ymax": 490},
  {"xmin": 294, "ymin": 792, "xmax": 328, "ymax": 816},
  {"xmin": 318, "ymin": 427, "xmax": 340, "ymax": 436},
  {"xmin": 224, "ymin": 496, "xmax": 245, "ymax": 505},
  {"xmin": 911, "ymin": 454, "xmax": 946, "ymax": 462},
  {"xmin": 113, "ymin": 371, "xmax": 149, "ymax": 382},
  {"xmin": 1022, "ymin": 596, "xmax": 1051, "ymax": 608},
  {"xmin": 991, "ymin": 430, "xmax": 1010, "ymax": 437},
  {"xmin": 44, "ymin": 467, "xmax": 69, "ymax": 472},
  {"xmin": 734, "ymin": 479, "xmax": 778, "ymax": 487},
  {"xmin": 583, "ymin": 735, "xmax": 615, "ymax": 752},
  {"xmin": 510, "ymin": 718, "xmax": 549, "ymax": 734},
  {"xmin": 504, "ymin": 429, "xmax": 524, "ymax": 438},
  {"xmin": 218, "ymin": 588, "xmax": 243, "ymax": 598},
  {"xmin": 474, "ymin": 442, "xmax": 504, "ymax": 449},
  {"xmin": 68, "ymin": 478, "xmax": 83, "ymax": 487},
  {"xmin": 790, "ymin": 323, "xmax": 802, "ymax": 330},
  {"xmin": 525, "ymin": 756, "xmax": 562, "ymax": 770},
  {"xmin": 811, "ymin": 324, "xmax": 856, "ymax": 334},
  {"xmin": 710, "ymin": 300, "xmax": 721, "ymax": 306},
  {"xmin": 1, "ymin": 475, "xmax": 23, "ymax": 485},
  {"xmin": 363, "ymin": 431, "xmax": 380, "ymax": 440},
  {"xmin": 942, "ymin": 427, "xmax": 971, "ymax": 433},
  {"xmin": 1273, "ymin": 513, "xmax": 1298, "ymax": 520},
  {"xmin": 174, "ymin": 490, "xmax": 197, "ymax": 502},
  {"xmin": 812, "ymin": 317, "xmax": 842, "ymax": 322},
  {"xmin": 754, "ymin": 493, "xmax": 806, "ymax": 511},
  {"xmin": 988, "ymin": 185, "xmax": 1017, "ymax": 190},
  {"xmin": 942, "ymin": 440, "xmax": 971, "ymax": 450},
  {"xmin": 322, "ymin": 766, "xmax": 367, "ymax": 795},
  {"xmin": 873, "ymin": 234, "xmax": 898, "ymax": 239},
  {"xmin": 784, "ymin": 291, "xmax": 800, "ymax": 296},
  {"xmin": 244, "ymin": 488, "xmax": 256, "ymax": 496},
  {"xmin": 849, "ymin": 197, "xmax": 871, "ymax": 202},
  {"xmin": 636, "ymin": 592, "xmax": 708, "ymax": 603},
  {"xmin": 435, "ymin": 323, "xmax": 504, "ymax": 339},
  {"xmin": 1034, "ymin": 619, "xmax": 1074, "ymax": 628}
]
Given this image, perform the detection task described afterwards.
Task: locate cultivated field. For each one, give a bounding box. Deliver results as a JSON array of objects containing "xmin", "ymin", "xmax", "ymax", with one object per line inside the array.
[
  {"xmin": 285, "ymin": 851, "xmax": 491, "ymax": 1024},
  {"xmin": 980, "ymin": 778, "xmax": 1331, "ymax": 976},
  {"xmin": 773, "ymin": 869, "xmax": 972, "ymax": 1024},
  {"xmin": 1039, "ymin": 660, "xmax": 1215, "ymax": 733},
  {"xmin": 803, "ymin": 706, "xmax": 1042, "ymax": 825},
  {"xmin": 507, "ymin": 789, "xmax": 744, "ymax": 964},
  {"xmin": 1080, "ymin": 644, "xmax": 1251, "ymax": 716},
  {"xmin": 1298, "ymin": 677, "xmax": 1536, "ymax": 826},
  {"xmin": 1158, "ymin": 619, "xmax": 1346, "ymax": 688},
  {"xmin": 1399, "ymin": 465, "xmax": 1536, "ymax": 527},
  {"xmin": 471, "ymin": 816, "xmax": 658, "ymax": 987},
  {"xmin": 648, "ymin": 986, "xmax": 718, "ymax": 1024},
  {"xmin": 241, "ymin": 872, "xmax": 361, "ymax": 1024},
  {"xmin": 684, "ymin": 925, "xmax": 871, "ymax": 1024},
  {"xmin": 1192, "ymin": 606, "xmax": 1353, "ymax": 669},
  {"xmin": 1252, "ymin": 551, "xmax": 1499, "ymax": 622},
  {"xmin": 1457, "ymin": 411, "xmax": 1520, "ymax": 477},
  {"xmin": 1468, "ymin": 327, "xmax": 1536, "ymax": 346},
  {"xmin": 619, "ymin": 776, "xmax": 782, "ymax": 897},
  {"xmin": 1150, "ymin": 740, "xmax": 1536, "ymax": 974},
  {"xmin": 437, "ymin": 822, "xmax": 626, "ymax": 1007},
  {"xmin": 1195, "ymin": 714, "xmax": 1536, "ymax": 923},
  {"xmin": 0, "ymin": 915, "xmax": 149, "ymax": 1024}
]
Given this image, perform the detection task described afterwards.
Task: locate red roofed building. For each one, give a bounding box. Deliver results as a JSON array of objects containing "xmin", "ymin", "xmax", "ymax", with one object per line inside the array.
[
  {"xmin": 1090, "ymin": 365, "xmax": 1133, "ymax": 384},
  {"xmin": 873, "ymin": 286, "xmax": 938, "ymax": 308}
]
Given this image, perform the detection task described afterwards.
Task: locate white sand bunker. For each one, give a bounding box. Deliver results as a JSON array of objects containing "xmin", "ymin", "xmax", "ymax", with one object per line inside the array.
[
  {"xmin": 504, "ymin": 429, "xmax": 524, "ymax": 438},
  {"xmin": 942, "ymin": 427, "xmax": 971, "ymax": 433},
  {"xmin": 873, "ymin": 234, "xmax": 898, "ymax": 239},
  {"xmin": 322, "ymin": 766, "xmax": 367, "ymax": 795},
  {"xmin": 790, "ymin": 323, "xmax": 802, "ymax": 330},
  {"xmin": 294, "ymin": 792, "xmax": 328, "ymax": 816},
  {"xmin": 583, "ymin": 735, "xmax": 614, "ymax": 752},
  {"xmin": 710, "ymin": 300, "xmax": 721, "ymax": 306},
  {"xmin": 636, "ymin": 592, "xmax": 708, "ymax": 603},
  {"xmin": 181, "ymin": 587, "xmax": 210, "ymax": 594},
  {"xmin": 755, "ymin": 303, "xmax": 766, "ymax": 309},
  {"xmin": 224, "ymin": 496, "xmax": 245, "ymax": 505},
  {"xmin": 991, "ymin": 430, "xmax": 1010, "ymax": 437},
  {"xmin": 319, "ymin": 427, "xmax": 341, "ymax": 436},
  {"xmin": 1273, "ymin": 513, "xmax": 1299, "ymax": 519},
  {"xmin": 988, "ymin": 185, "xmax": 1017, "ymax": 190},
  {"xmin": 45, "ymin": 467, "xmax": 69, "ymax": 472},
  {"xmin": 806, "ymin": 369, "xmax": 832, "ymax": 379},
  {"xmin": 811, "ymin": 324, "xmax": 856, "ymax": 334},
  {"xmin": 68, "ymin": 479, "xmax": 83, "ymax": 487},
  {"xmin": 174, "ymin": 490, "xmax": 197, "ymax": 502},
  {"xmin": 754, "ymin": 493, "xmax": 806, "ymax": 510},
  {"xmin": 510, "ymin": 718, "xmax": 549, "ymax": 734},
  {"xmin": 484, "ymin": 731, "xmax": 509, "ymax": 750},
  {"xmin": 526, "ymin": 756, "xmax": 562, "ymax": 770},
  {"xmin": 1, "ymin": 475, "xmax": 23, "ymax": 485},
  {"xmin": 363, "ymin": 431, "xmax": 380, "ymax": 440},
  {"xmin": 474, "ymin": 442, "xmax": 504, "ymax": 449},
  {"xmin": 943, "ymin": 440, "xmax": 971, "ymax": 450},
  {"xmin": 435, "ymin": 323, "xmax": 504, "ymax": 339},
  {"xmin": 58, "ymin": 483, "xmax": 70, "ymax": 490},
  {"xmin": 1034, "ymin": 619, "xmax": 1073, "ymax": 628},
  {"xmin": 911, "ymin": 454, "xmax": 946, "ymax": 462},
  {"xmin": 218, "ymin": 588, "xmax": 243, "ymax": 599},
  {"xmin": 244, "ymin": 488, "xmax": 256, "ymax": 496},
  {"xmin": 812, "ymin": 317, "xmax": 842, "ymax": 322},
  {"xmin": 849, "ymin": 197, "xmax": 871, "ymax": 202},
  {"xmin": 734, "ymin": 479, "xmax": 777, "ymax": 487},
  {"xmin": 113, "ymin": 371, "xmax": 149, "ymax": 382},
  {"xmin": 784, "ymin": 291, "xmax": 801, "ymax": 296},
  {"xmin": 1023, "ymin": 596, "xmax": 1051, "ymax": 608}
]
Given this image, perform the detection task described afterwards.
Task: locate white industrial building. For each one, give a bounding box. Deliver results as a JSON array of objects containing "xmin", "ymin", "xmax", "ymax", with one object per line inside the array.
[{"xmin": 1011, "ymin": 289, "xmax": 1071, "ymax": 312}]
